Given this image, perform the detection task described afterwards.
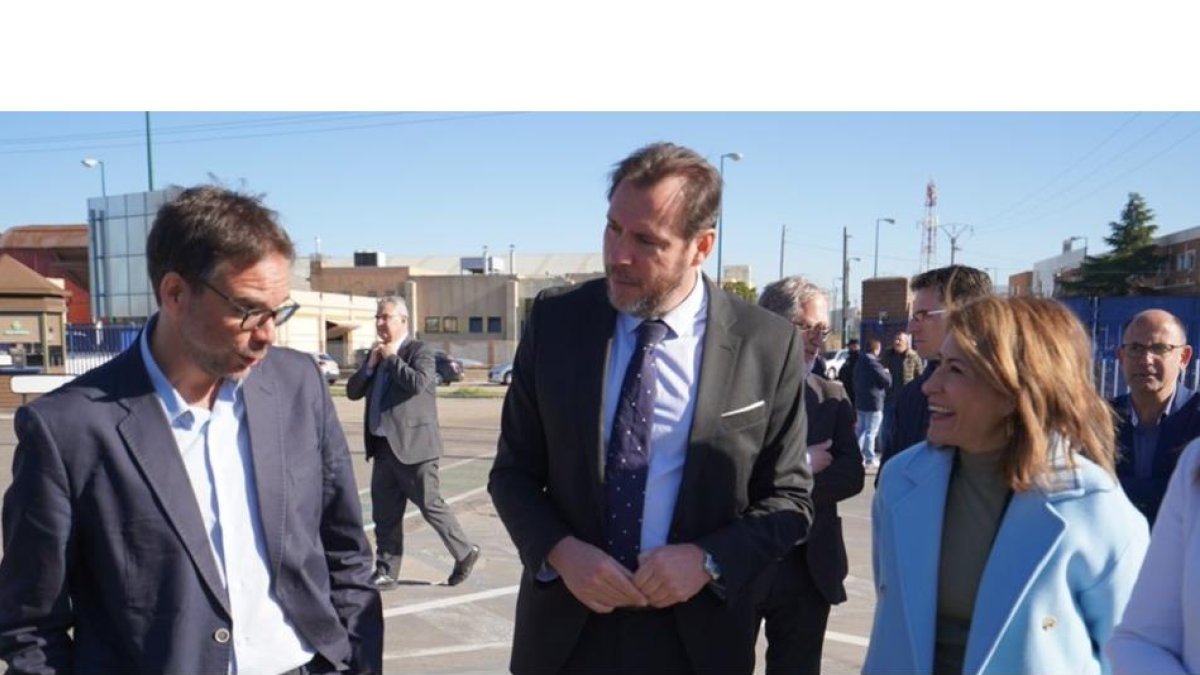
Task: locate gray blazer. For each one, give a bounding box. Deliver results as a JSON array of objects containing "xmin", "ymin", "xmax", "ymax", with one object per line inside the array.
[
  {"xmin": 346, "ymin": 338, "xmax": 443, "ymax": 464},
  {"xmin": 0, "ymin": 336, "xmax": 383, "ymax": 674}
]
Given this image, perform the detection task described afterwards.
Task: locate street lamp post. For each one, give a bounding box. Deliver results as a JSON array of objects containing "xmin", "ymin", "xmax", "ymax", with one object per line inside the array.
[
  {"xmin": 873, "ymin": 217, "xmax": 895, "ymax": 277},
  {"xmin": 716, "ymin": 152, "xmax": 743, "ymax": 285},
  {"xmin": 81, "ymin": 158, "xmax": 107, "ymax": 198}
]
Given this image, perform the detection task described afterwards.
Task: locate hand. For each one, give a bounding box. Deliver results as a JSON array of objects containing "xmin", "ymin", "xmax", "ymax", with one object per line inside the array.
[
  {"xmin": 807, "ymin": 439, "xmax": 833, "ymax": 474},
  {"xmin": 546, "ymin": 536, "xmax": 649, "ymax": 613},
  {"xmin": 633, "ymin": 544, "xmax": 709, "ymax": 608},
  {"xmin": 367, "ymin": 342, "xmax": 387, "ymax": 369}
]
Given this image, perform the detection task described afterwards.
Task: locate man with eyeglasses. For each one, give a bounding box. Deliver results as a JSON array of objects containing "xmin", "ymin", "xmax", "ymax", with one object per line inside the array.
[
  {"xmin": 877, "ymin": 265, "xmax": 992, "ymax": 482},
  {"xmin": 0, "ymin": 186, "xmax": 383, "ymax": 674},
  {"xmin": 347, "ymin": 296, "xmax": 480, "ymax": 590},
  {"xmin": 1112, "ymin": 309, "xmax": 1200, "ymax": 524},
  {"xmin": 756, "ymin": 276, "xmax": 864, "ymax": 674}
]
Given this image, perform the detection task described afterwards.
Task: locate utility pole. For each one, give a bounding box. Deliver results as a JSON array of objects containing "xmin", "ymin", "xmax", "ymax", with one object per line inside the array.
[
  {"xmin": 778, "ymin": 224, "xmax": 786, "ymax": 278},
  {"xmin": 940, "ymin": 222, "xmax": 974, "ymax": 265},
  {"xmin": 144, "ymin": 112, "xmax": 155, "ymax": 191},
  {"xmin": 842, "ymin": 226, "xmax": 851, "ymax": 345}
]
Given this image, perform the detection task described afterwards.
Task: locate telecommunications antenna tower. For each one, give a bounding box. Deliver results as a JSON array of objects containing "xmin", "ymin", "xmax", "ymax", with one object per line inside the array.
[{"xmin": 919, "ymin": 179, "xmax": 939, "ymax": 272}]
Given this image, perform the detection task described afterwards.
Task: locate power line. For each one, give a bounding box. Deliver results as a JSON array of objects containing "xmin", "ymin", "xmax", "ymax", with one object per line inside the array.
[
  {"xmin": 986, "ymin": 113, "xmax": 1182, "ymax": 233},
  {"xmin": 0, "ymin": 112, "xmax": 525, "ymax": 157},
  {"xmin": 979, "ymin": 113, "xmax": 1140, "ymax": 227}
]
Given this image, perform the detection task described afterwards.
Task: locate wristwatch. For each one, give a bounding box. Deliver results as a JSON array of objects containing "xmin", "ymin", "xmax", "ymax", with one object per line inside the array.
[{"xmin": 702, "ymin": 550, "xmax": 722, "ymax": 582}]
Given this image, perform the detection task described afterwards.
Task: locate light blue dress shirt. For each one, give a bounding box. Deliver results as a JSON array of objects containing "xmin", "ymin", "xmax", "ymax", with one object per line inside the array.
[
  {"xmin": 602, "ymin": 272, "xmax": 707, "ymax": 554},
  {"xmin": 139, "ymin": 321, "xmax": 313, "ymax": 674}
]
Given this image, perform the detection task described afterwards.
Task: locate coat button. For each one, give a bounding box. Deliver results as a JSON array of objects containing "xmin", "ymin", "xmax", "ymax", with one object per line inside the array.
[{"xmin": 213, "ymin": 627, "xmax": 231, "ymax": 643}]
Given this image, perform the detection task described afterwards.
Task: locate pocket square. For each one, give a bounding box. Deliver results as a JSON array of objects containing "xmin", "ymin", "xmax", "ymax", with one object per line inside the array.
[{"xmin": 721, "ymin": 400, "xmax": 765, "ymax": 417}]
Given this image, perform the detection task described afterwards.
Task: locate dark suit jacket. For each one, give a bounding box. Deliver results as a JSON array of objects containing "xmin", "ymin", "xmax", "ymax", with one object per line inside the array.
[
  {"xmin": 1112, "ymin": 385, "xmax": 1200, "ymax": 524},
  {"xmin": 488, "ymin": 276, "xmax": 813, "ymax": 675},
  {"xmin": 878, "ymin": 360, "xmax": 936, "ymax": 486},
  {"xmin": 0, "ymin": 340, "xmax": 383, "ymax": 675},
  {"xmin": 853, "ymin": 352, "xmax": 891, "ymax": 413},
  {"xmin": 346, "ymin": 337, "xmax": 442, "ymax": 464},
  {"xmin": 800, "ymin": 375, "xmax": 864, "ymax": 604}
]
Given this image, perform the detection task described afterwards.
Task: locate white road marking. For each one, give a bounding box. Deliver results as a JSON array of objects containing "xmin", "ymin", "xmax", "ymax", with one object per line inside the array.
[
  {"xmin": 826, "ymin": 630, "xmax": 870, "ymax": 648},
  {"xmin": 364, "ymin": 485, "xmax": 490, "ymax": 532},
  {"xmin": 383, "ymin": 641, "xmax": 510, "ymax": 660},
  {"xmin": 383, "ymin": 585, "xmax": 519, "ymax": 618},
  {"xmin": 357, "ymin": 455, "xmax": 483, "ymax": 496}
]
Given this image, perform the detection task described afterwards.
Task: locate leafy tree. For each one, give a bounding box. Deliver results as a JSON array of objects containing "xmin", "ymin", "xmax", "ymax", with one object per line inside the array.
[
  {"xmin": 1058, "ymin": 192, "xmax": 1167, "ymax": 297},
  {"xmin": 722, "ymin": 279, "xmax": 757, "ymax": 303}
]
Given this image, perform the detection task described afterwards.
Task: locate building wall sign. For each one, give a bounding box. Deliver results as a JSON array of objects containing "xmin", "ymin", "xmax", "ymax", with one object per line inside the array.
[{"xmin": 2, "ymin": 316, "xmax": 36, "ymax": 337}]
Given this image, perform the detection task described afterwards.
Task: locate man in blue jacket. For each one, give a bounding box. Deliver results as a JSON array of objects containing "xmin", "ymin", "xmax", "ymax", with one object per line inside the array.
[
  {"xmin": 1112, "ymin": 308, "xmax": 1200, "ymax": 524},
  {"xmin": 854, "ymin": 338, "xmax": 891, "ymax": 468}
]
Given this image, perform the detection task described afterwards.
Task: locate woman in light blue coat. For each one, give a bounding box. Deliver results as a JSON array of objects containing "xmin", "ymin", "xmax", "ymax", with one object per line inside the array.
[{"xmin": 864, "ymin": 296, "xmax": 1149, "ymax": 675}]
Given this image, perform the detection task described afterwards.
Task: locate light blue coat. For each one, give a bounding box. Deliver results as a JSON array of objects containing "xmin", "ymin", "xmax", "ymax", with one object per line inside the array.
[{"xmin": 863, "ymin": 441, "xmax": 1149, "ymax": 675}]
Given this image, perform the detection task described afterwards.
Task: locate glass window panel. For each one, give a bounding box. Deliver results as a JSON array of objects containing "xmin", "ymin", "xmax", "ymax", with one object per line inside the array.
[
  {"xmin": 105, "ymin": 194, "xmax": 126, "ymax": 217},
  {"xmin": 109, "ymin": 295, "xmax": 130, "ymax": 319},
  {"xmin": 127, "ymin": 255, "xmax": 149, "ymax": 292},
  {"xmin": 125, "ymin": 192, "xmax": 147, "ymax": 216},
  {"xmin": 107, "ymin": 256, "xmax": 130, "ymax": 295},
  {"xmin": 128, "ymin": 294, "xmax": 152, "ymax": 319},
  {"xmin": 424, "ymin": 317, "xmax": 441, "ymax": 334},
  {"xmin": 488, "ymin": 316, "xmax": 502, "ymax": 333},
  {"xmin": 469, "ymin": 317, "xmax": 483, "ymax": 333},
  {"xmin": 442, "ymin": 316, "xmax": 459, "ymax": 333},
  {"xmin": 105, "ymin": 217, "xmax": 128, "ymax": 256}
]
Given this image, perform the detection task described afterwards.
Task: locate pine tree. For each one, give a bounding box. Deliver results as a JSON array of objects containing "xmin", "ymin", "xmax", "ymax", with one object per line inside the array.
[{"xmin": 1058, "ymin": 192, "xmax": 1166, "ymax": 297}]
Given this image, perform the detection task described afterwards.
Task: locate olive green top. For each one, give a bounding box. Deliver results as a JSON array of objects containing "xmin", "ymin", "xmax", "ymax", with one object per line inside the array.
[{"xmin": 934, "ymin": 448, "xmax": 1012, "ymax": 675}]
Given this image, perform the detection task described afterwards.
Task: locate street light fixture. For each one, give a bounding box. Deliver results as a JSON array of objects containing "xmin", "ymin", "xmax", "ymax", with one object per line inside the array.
[
  {"xmin": 873, "ymin": 217, "xmax": 895, "ymax": 278},
  {"xmin": 716, "ymin": 152, "xmax": 743, "ymax": 285},
  {"xmin": 81, "ymin": 158, "xmax": 107, "ymax": 198}
]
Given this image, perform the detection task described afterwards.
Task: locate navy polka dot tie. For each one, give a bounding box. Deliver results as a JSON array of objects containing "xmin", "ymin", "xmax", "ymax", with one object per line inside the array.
[{"xmin": 605, "ymin": 319, "xmax": 670, "ymax": 571}]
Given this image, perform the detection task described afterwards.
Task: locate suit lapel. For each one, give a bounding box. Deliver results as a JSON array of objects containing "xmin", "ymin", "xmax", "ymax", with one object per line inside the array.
[
  {"xmin": 674, "ymin": 280, "xmax": 740, "ymax": 529},
  {"xmin": 118, "ymin": 386, "xmax": 232, "ymax": 616},
  {"xmin": 889, "ymin": 448, "xmax": 954, "ymax": 675},
  {"xmin": 243, "ymin": 367, "xmax": 286, "ymax": 580},
  {"xmin": 963, "ymin": 489, "xmax": 1066, "ymax": 674},
  {"xmin": 577, "ymin": 286, "xmax": 617, "ymax": 532}
]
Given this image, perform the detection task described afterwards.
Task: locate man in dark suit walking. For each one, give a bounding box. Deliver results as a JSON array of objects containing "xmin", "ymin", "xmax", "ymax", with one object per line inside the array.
[
  {"xmin": 1112, "ymin": 308, "xmax": 1200, "ymax": 524},
  {"xmin": 488, "ymin": 142, "xmax": 813, "ymax": 675},
  {"xmin": 0, "ymin": 186, "xmax": 382, "ymax": 674},
  {"xmin": 347, "ymin": 296, "xmax": 480, "ymax": 589},
  {"xmin": 757, "ymin": 276, "xmax": 864, "ymax": 674}
]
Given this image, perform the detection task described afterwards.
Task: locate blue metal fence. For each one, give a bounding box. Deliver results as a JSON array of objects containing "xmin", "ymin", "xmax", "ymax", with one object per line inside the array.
[{"xmin": 65, "ymin": 324, "xmax": 143, "ymax": 375}]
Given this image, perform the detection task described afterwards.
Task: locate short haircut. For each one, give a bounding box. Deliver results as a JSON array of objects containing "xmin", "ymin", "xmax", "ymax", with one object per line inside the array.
[
  {"xmin": 847, "ymin": 339, "xmax": 860, "ymax": 347},
  {"xmin": 607, "ymin": 142, "xmax": 721, "ymax": 240},
  {"xmin": 377, "ymin": 295, "xmax": 409, "ymax": 317},
  {"xmin": 866, "ymin": 338, "xmax": 882, "ymax": 352},
  {"xmin": 1122, "ymin": 309, "xmax": 1188, "ymax": 344},
  {"xmin": 146, "ymin": 185, "xmax": 295, "ymax": 302},
  {"xmin": 911, "ymin": 265, "xmax": 993, "ymax": 308},
  {"xmin": 946, "ymin": 296, "xmax": 1116, "ymax": 491},
  {"xmin": 758, "ymin": 275, "xmax": 828, "ymax": 321}
]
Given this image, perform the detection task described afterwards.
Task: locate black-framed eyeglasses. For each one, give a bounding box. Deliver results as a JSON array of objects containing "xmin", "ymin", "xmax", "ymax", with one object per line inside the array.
[
  {"xmin": 793, "ymin": 321, "xmax": 832, "ymax": 340},
  {"xmin": 199, "ymin": 278, "xmax": 300, "ymax": 331},
  {"xmin": 1122, "ymin": 342, "xmax": 1185, "ymax": 357},
  {"xmin": 911, "ymin": 308, "xmax": 948, "ymax": 323}
]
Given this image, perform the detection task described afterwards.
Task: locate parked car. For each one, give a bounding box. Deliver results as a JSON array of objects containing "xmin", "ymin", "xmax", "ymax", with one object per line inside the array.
[
  {"xmin": 434, "ymin": 351, "xmax": 464, "ymax": 386},
  {"xmin": 823, "ymin": 349, "xmax": 849, "ymax": 380},
  {"xmin": 489, "ymin": 362, "xmax": 514, "ymax": 385},
  {"xmin": 313, "ymin": 352, "xmax": 340, "ymax": 385}
]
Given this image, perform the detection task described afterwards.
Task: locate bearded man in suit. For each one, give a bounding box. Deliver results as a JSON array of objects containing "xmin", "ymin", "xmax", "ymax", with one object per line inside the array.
[{"xmin": 489, "ymin": 142, "xmax": 813, "ymax": 674}]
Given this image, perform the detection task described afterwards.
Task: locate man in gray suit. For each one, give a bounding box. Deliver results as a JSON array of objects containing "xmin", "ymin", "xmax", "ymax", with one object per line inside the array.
[
  {"xmin": 347, "ymin": 296, "xmax": 480, "ymax": 589},
  {"xmin": 0, "ymin": 185, "xmax": 382, "ymax": 674}
]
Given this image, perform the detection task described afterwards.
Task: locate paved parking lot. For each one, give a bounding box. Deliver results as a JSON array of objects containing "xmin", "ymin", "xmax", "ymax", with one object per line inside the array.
[{"xmin": 0, "ymin": 386, "xmax": 877, "ymax": 674}]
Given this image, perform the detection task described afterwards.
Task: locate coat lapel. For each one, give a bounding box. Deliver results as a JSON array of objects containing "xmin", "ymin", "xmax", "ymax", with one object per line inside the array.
[
  {"xmin": 888, "ymin": 448, "xmax": 954, "ymax": 675},
  {"xmin": 243, "ymin": 367, "xmax": 286, "ymax": 580},
  {"xmin": 963, "ymin": 488, "xmax": 1066, "ymax": 674},
  {"xmin": 577, "ymin": 285, "xmax": 617, "ymax": 534},
  {"xmin": 118, "ymin": 385, "xmax": 232, "ymax": 617},
  {"xmin": 674, "ymin": 279, "xmax": 740, "ymax": 530}
]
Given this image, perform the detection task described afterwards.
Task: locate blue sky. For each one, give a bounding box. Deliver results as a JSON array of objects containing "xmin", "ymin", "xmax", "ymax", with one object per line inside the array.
[{"xmin": 2, "ymin": 111, "xmax": 1198, "ymax": 304}]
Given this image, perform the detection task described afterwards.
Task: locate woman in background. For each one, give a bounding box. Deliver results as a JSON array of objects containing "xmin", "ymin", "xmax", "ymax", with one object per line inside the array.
[
  {"xmin": 864, "ymin": 296, "xmax": 1148, "ymax": 674},
  {"xmin": 1107, "ymin": 437, "xmax": 1200, "ymax": 673}
]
